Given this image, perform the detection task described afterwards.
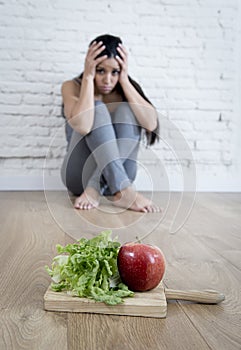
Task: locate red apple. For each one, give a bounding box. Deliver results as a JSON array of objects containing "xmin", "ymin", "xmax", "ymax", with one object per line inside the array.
[{"xmin": 117, "ymin": 242, "xmax": 166, "ymax": 292}]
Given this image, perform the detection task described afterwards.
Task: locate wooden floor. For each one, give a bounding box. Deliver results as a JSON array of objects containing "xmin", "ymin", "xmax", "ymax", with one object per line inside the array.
[{"xmin": 0, "ymin": 191, "xmax": 241, "ymax": 350}]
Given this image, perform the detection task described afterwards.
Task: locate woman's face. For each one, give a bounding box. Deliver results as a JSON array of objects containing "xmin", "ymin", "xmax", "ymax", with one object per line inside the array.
[{"xmin": 94, "ymin": 58, "xmax": 120, "ymax": 95}]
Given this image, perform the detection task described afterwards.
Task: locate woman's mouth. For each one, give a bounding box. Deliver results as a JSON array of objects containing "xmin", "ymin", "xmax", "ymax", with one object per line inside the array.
[{"xmin": 101, "ymin": 86, "xmax": 112, "ymax": 92}]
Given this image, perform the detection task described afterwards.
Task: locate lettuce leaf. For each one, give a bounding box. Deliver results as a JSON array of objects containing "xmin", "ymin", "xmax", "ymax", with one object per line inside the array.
[{"xmin": 45, "ymin": 230, "xmax": 134, "ymax": 305}]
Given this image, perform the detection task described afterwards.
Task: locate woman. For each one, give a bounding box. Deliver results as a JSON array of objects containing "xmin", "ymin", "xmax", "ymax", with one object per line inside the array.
[{"xmin": 61, "ymin": 34, "xmax": 160, "ymax": 213}]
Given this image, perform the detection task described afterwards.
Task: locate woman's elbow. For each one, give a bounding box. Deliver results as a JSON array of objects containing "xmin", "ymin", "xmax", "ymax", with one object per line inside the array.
[
  {"xmin": 146, "ymin": 119, "xmax": 158, "ymax": 133},
  {"xmin": 68, "ymin": 118, "xmax": 92, "ymax": 136},
  {"xmin": 147, "ymin": 108, "xmax": 158, "ymax": 132},
  {"xmin": 79, "ymin": 127, "xmax": 92, "ymax": 136},
  {"xmin": 72, "ymin": 124, "xmax": 92, "ymax": 136}
]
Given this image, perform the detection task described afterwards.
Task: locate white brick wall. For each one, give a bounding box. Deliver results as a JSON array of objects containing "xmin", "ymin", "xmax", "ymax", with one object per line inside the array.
[{"xmin": 0, "ymin": 0, "xmax": 241, "ymax": 191}]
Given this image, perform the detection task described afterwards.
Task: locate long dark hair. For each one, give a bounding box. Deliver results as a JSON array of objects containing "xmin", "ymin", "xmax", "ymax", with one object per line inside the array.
[{"xmin": 78, "ymin": 34, "xmax": 159, "ymax": 145}]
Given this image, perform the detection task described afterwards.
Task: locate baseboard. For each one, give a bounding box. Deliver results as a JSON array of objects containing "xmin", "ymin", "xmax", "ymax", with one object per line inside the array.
[
  {"xmin": 0, "ymin": 174, "xmax": 241, "ymax": 192},
  {"xmin": 0, "ymin": 175, "xmax": 65, "ymax": 191}
]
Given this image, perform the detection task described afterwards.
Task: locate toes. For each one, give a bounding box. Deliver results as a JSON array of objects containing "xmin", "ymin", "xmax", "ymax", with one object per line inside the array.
[
  {"xmin": 146, "ymin": 206, "xmax": 154, "ymax": 213},
  {"xmin": 142, "ymin": 205, "xmax": 162, "ymax": 213},
  {"xmin": 140, "ymin": 207, "xmax": 148, "ymax": 213},
  {"xmin": 78, "ymin": 201, "xmax": 97, "ymax": 210},
  {"xmin": 74, "ymin": 191, "xmax": 99, "ymax": 210},
  {"xmin": 80, "ymin": 202, "xmax": 90, "ymax": 210},
  {"xmin": 74, "ymin": 200, "xmax": 80, "ymax": 209},
  {"xmin": 153, "ymin": 206, "xmax": 162, "ymax": 213},
  {"xmin": 79, "ymin": 203, "xmax": 85, "ymax": 210},
  {"xmin": 76, "ymin": 201, "xmax": 86, "ymax": 210}
]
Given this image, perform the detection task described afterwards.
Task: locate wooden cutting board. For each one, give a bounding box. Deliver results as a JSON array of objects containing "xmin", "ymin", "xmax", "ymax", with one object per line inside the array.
[{"xmin": 44, "ymin": 283, "xmax": 167, "ymax": 318}]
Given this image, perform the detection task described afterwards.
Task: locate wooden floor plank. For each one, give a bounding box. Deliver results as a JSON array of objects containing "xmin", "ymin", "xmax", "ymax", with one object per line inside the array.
[
  {"xmin": 67, "ymin": 304, "xmax": 211, "ymax": 350},
  {"xmin": 185, "ymin": 193, "xmax": 241, "ymax": 270},
  {"xmin": 0, "ymin": 192, "xmax": 68, "ymax": 350},
  {"xmin": 193, "ymin": 192, "xmax": 241, "ymax": 226}
]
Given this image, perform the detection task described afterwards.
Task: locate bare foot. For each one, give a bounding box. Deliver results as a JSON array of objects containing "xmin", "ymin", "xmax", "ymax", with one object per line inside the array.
[
  {"xmin": 74, "ymin": 187, "xmax": 100, "ymax": 210},
  {"xmin": 113, "ymin": 187, "xmax": 161, "ymax": 213}
]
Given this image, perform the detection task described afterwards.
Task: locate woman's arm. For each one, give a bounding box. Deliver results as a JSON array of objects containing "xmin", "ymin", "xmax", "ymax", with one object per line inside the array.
[
  {"xmin": 61, "ymin": 76, "xmax": 95, "ymax": 135},
  {"xmin": 119, "ymin": 79, "xmax": 158, "ymax": 132},
  {"xmin": 61, "ymin": 41, "xmax": 107, "ymax": 135},
  {"xmin": 116, "ymin": 44, "xmax": 158, "ymax": 132}
]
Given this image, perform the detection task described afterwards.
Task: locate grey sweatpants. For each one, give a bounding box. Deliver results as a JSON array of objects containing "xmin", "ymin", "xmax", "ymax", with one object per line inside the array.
[{"xmin": 61, "ymin": 101, "xmax": 141, "ymax": 196}]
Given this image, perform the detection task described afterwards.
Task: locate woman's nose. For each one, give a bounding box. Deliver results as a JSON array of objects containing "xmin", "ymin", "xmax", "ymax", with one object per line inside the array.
[{"xmin": 103, "ymin": 74, "xmax": 111, "ymax": 84}]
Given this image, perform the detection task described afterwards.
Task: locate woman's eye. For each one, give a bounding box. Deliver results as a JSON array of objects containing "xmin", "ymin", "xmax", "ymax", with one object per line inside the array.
[
  {"xmin": 112, "ymin": 70, "xmax": 120, "ymax": 75},
  {"xmin": 96, "ymin": 69, "xmax": 104, "ymax": 74}
]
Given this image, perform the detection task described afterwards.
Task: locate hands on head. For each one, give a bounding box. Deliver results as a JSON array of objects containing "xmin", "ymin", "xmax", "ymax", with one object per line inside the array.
[
  {"xmin": 83, "ymin": 41, "xmax": 108, "ymax": 79},
  {"xmin": 83, "ymin": 39, "xmax": 129, "ymax": 85}
]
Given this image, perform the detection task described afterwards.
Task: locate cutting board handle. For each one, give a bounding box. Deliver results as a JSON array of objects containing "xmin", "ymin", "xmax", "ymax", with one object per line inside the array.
[{"xmin": 165, "ymin": 288, "xmax": 225, "ymax": 304}]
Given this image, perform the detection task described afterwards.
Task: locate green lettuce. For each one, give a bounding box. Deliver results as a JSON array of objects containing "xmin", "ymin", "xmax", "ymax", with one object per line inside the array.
[{"xmin": 45, "ymin": 230, "xmax": 134, "ymax": 305}]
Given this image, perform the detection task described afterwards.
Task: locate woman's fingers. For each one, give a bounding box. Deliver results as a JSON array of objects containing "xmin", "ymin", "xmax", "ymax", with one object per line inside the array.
[
  {"xmin": 95, "ymin": 54, "xmax": 108, "ymax": 65},
  {"xmin": 88, "ymin": 41, "xmax": 106, "ymax": 59},
  {"xmin": 117, "ymin": 43, "xmax": 128, "ymax": 60},
  {"xmin": 88, "ymin": 40, "xmax": 102, "ymax": 51},
  {"xmin": 116, "ymin": 44, "xmax": 128, "ymax": 70},
  {"xmin": 84, "ymin": 41, "xmax": 107, "ymax": 77},
  {"xmin": 116, "ymin": 44, "xmax": 129, "ymax": 82},
  {"xmin": 118, "ymin": 43, "xmax": 128, "ymax": 54}
]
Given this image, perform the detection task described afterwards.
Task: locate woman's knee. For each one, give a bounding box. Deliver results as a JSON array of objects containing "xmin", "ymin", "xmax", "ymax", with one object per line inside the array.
[
  {"xmin": 112, "ymin": 102, "xmax": 137, "ymax": 124},
  {"xmin": 112, "ymin": 103, "xmax": 141, "ymax": 140},
  {"xmin": 93, "ymin": 100, "xmax": 112, "ymax": 129}
]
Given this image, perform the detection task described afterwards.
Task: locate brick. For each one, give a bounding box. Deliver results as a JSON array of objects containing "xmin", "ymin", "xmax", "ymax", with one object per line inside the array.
[
  {"xmin": 0, "ymin": 94, "xmax": 22, "ymax": 105},
  {"xmin": 196, "ymin": 100, "xmax": 232, "ymax": 110},
  {"xmin": 23, "ymin": 94, "xmax": 54, "ymax": 105},
  {"xmin": 1, "ymin": 104, "xmax": 51, "ymax": 116},
  {"xmin": 166, "ymin": 99, "xmax": 197, "ymax": 109},
  {"xmin": 196, "ymin": 140, "xmax": 222, "ymax": 150}
]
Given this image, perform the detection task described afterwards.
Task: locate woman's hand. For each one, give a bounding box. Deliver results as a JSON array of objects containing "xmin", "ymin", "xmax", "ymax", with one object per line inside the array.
[
  {"xmin": 116, "ymin": 43, "xmax": 129, "ymax": 85},
  {"xmin": 83, "ymin": 41, "xmax": 107, "ymax": 79}
]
